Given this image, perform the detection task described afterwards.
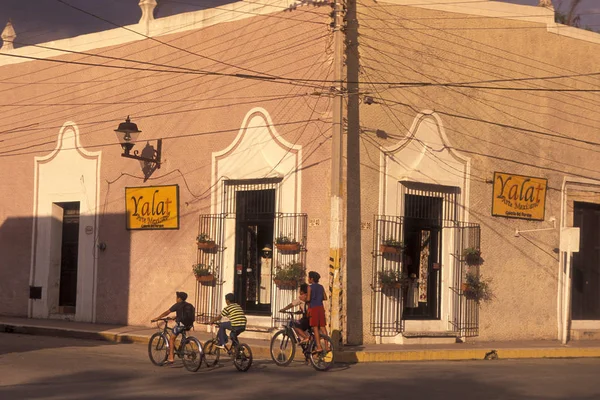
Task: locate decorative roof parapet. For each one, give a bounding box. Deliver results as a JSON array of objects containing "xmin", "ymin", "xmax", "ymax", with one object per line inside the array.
[
  {"xmin": 139, "ymin": 0, "xmax": 158, "ymax": 25},
  {"xmin": 538, "ymin": 0, "xmax": 554, "ymax": 9},
  {"xmin": 1, "ymin": 20, "xmax": 16, "ymax": 51}
]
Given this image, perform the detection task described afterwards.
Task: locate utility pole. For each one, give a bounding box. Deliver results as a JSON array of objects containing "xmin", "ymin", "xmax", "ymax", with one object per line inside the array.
[{"xmin": 329, "ymin": 0, "xmax": 345, "ymax": 348}]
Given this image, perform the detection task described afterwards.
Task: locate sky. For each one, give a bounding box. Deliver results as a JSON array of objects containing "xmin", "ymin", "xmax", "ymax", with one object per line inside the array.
[{"xmin": 0, "ymin": 0, "xmax": 598, "ymax": 47}]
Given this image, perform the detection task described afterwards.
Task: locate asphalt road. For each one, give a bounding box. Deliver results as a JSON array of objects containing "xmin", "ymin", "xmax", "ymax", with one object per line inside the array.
[{"xmin": 1, "ymin": 332, "xmax": 600, "ymax": 400}]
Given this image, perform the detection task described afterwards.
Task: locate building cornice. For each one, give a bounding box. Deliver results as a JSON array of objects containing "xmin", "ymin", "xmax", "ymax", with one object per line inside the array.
[
  {"xmin": 0, "ymin": 0, "xmax": 294, "ymax": 67},
  {"xmin": 378, "ymin": 0, "xmax": 600, "ymax": 45}
]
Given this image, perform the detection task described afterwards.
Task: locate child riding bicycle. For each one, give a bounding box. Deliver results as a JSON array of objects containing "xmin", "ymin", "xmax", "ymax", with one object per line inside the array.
[
  {"xmin": 151, "ymin": 291, "xmax": 195, "ymax": 364},
  {"xmin": 279, "ymin": 283, "xmax": 310, "ymax": 343},
  {"xmin": 210, "ymin": 293, "xmax": 247, "ymax": 349}
]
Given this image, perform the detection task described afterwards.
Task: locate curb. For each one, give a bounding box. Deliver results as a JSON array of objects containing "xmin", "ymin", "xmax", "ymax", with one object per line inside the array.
[
  {"xmin": 336, "ymin": 347, "xmax": 600, "ymax": 363},
  {"xmin": 1, "ymin": 323, "xmax": 149, "ymax": 345},
  {"xmin": 1, "ymin": 322, "xmax": 273, "ymax": 359},
  {"xmin": 4, "ymin": 322, "xmax": 600, "ymax": 363}
]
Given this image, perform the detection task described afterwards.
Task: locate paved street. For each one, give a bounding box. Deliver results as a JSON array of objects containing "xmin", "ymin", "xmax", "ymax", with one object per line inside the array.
[{"xmin": 1, "ymin": 333, "xmax": 600, "ymax": 400}]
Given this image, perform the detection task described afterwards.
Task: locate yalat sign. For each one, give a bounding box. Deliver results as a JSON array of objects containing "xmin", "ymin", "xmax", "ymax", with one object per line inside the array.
[
  {"xmin": 125, "ymin": 185, "xmax": 179, "ymax": 230},
  {"xmin": 492, "ymin": 172, "xmax": 547, "ymax": 221}
]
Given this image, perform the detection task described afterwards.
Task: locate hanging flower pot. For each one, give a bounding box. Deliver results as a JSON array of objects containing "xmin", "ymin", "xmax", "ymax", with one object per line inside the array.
[
  {"xmin": 192, "ymin": 263, "xmax": 215, "ymax": 285},
  {"xmin": 381, "ymin": 282, "xmax": 402, "ymax": 290},
  {"xmin": 380, "ymin": 238, "xmax": 405, "ymax": 255},
  {"xmin": 378, "ymin": 269, "xmax": 402, "ymax": 292},
  {"xmin": 273, "ymin": 261, "xmax": 304, "ymax": 290},
  {"xmin": 274, "ymin": 234, "xmax": 301, "ymax": 253},
  {"xmin": 275, "ymin": 243, "xmax": 300, "ymax": 252},
  {"xmin": 196, "ymin": 233, "xmax": 217, "ymax": 250},
  {"xmin": 380, "ymin": 245, "xmax": 402, "ymax": 255},
  {"xmin": 197, "ymin": 240, "xmax": 217, "ymax": 250},
  {"xmin": 462, "ymin": 272, "xmax": 494, "ymax": 303},
  {"xmin": 462, "ymin": 248, "xmax": 482, "ymax": 266},
  {"xmin": 274, "ymin": 279, "xmax": 298, "ymax": 290},
  {"xmin": 196, "ymin": 274, "xmax": 215, "ymax": 283}
]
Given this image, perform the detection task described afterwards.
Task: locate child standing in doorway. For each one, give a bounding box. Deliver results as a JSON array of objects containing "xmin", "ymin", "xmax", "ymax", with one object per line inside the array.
[{"xmin": 307, "ymin": 271, "xmax": 328, "ymax": 353}]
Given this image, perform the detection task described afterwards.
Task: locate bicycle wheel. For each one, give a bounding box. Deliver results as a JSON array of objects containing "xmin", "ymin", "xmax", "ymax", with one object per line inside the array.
[
  {"xmin": 148, "ymin": 332, "xmax": 169, "ymax": 366},
  {"xmin": 233, "ymin": 343, "xmax": 253, "ymax": 372},
  {"xmin": 309, "ymin": 334, "xmax": 335, "ymax": 371},
  {"xmin": 270, "ymin": 330, "xmax": 296, "ymax": 367},
  {"xmin": 203, "ymin": 339, "xmax": 220, "ymax": 367},
  {"xmin": 182, "ymin": 337, "xmax": 203, "ymax": 372}
]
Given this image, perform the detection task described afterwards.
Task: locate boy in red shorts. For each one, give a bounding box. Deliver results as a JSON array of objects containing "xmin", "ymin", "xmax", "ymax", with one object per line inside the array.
[{"xmin": 306, "ymin": 271, "xmax": 328, "ymax": 353}]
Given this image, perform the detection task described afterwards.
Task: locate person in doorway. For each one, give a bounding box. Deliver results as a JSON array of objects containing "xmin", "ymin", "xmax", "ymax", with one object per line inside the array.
[
  {"xmin": 151, "ymin": 291, "xmax": 193, "ymax": 365},
  {"xmin": 307, "ymin": 271, "xmax": 328, "ymax": 353},
  {"xmin": 210, "ymin": 293, "xmax": 247, "ymax": 349},
  {"xmin": 279, "ymin": 283, "xmax": 310, "ymax": 343}
]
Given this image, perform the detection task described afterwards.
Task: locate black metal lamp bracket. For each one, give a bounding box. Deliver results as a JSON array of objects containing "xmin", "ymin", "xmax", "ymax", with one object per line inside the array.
[{"xmin": 121, "ymin": 139, "xmax": 162, "ymax": 168}]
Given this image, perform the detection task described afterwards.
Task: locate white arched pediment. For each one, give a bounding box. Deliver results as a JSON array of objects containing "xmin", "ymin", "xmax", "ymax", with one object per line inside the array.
[
  {"xmin": 379, "ymin": 111, "xmax": 470, "ymax": 218},
  {"xmin": 30, "ymin": 121, "xmax": 101, "ymax": 322},
  {"xmin": 212, "ymin": 107, "xmax": 302, "ymax": 214}
]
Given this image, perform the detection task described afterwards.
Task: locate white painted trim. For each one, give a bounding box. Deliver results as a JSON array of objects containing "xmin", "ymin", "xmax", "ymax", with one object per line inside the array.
[
  {"xmin": 558, "ymin": 176, "xmax": 600, "ymax": 341},
  {"xmin": 211, "ymin": 106, "xmax": 303, "ymax": 214},
  {"xmin": 211, "ymin": 107, "xmax": 302, "ymax": 326},
  {"xmin": 378, "ymin": 111, "xmax": 470, "ymax": 333},
  {"xmin": 29, "ymin": 121, "xmax": 101, "ymax": 323}
]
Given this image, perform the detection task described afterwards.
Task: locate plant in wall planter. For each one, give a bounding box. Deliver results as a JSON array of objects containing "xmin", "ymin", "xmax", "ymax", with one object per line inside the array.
[
  {"xmin": 380, "ymin": 238, "xmax": 405, "ymax": 255},
  {"xmin": 274, "ymin": 233, "xmax": 301, "ymax": 252},
  {"xmin": 273, "ymin": 260, "xmax": 305, "ymax": 289},
  {"xmin": 193, "ymin": 263, "xmax": 215, "ymax": 284},
  {"xmin": 462, "ymin": 271, "xmax": 493, "ymax": 303},
  {"xmin": 196, "ymin": 233, "xmax": 217, "ymax": 250},
  {"xmin": 378, "ymin": 268, "xmax": 402, "ymax": 290},
  {"xmin": 462, "ymin": 247, "xmax": 482, "ymax": 266}
]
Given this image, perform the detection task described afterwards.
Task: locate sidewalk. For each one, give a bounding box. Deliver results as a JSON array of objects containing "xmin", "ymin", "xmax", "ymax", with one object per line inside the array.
[{"xmin": 3, "ymin": 316, "xmax": 600, "ymax": 363}]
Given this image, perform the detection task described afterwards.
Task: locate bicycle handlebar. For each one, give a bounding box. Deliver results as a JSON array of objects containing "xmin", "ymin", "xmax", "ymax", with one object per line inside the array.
[{"xmin": 151, "ymin": 317, "xmax": 174, "ymax": 323}]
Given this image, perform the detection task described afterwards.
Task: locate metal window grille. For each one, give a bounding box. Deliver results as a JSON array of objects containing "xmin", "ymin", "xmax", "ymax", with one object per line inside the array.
[
  {"xmin": 371, "ymin": 183, "xmax": 481, "ymax": 338},
  {"xmin": 271, "ymin": 212, "xmax": 308, "ymax": 328},
  {"xmin": 194, "ymin": 213, "xmax": 225, "ymax": 324},
  {"xmin": 222, "ymin": 178, "xmax": 281, "ymax": 218}
]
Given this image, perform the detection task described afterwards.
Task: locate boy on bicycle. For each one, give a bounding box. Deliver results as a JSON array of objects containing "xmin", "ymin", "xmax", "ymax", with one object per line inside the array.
[
  {"xmin": 151, "ymin": 291, "xmax": 194, "ymax": 364},
  {"xmin": 210, "ymin": 293, "xmax": 247, "ymax": 349},
  {"xmin": 279, "ymin": 283, "xmax": 310, "ymax": 343}
]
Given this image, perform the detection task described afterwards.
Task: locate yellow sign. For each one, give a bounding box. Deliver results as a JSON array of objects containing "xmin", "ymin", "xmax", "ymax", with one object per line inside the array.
[
  {"xmin": 125, "ymin": 185, "xmax": 179, "ymax": 230},
  {"xmin": 492, "ymin": 172, "xmax": 547, "ymax": 221}
]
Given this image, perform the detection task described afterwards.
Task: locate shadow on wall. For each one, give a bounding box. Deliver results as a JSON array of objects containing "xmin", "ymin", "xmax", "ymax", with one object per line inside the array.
[{"xmin": 0, "ymin": 213, "xmax": 131, "ymax": 326}]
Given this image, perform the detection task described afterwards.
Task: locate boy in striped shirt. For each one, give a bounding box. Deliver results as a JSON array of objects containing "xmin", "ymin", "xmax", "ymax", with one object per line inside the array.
[{"xmin": 211, "ymin": 293, "xmax": 247, "ymax": 349}]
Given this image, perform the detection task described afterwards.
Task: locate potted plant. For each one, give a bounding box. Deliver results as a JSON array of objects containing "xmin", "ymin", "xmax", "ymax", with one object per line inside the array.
[
  {"xmin": 196, "ymin": 233, "xmax": 217, "ymax": 250},
  {"xmin": 378, "ymin": 268, "xmax": 401, "ymax": 290},
  {"xmin": 273, "ymin": 260, "xmax": 305, "ymax": 289},
  {"xmin": 274, "ymin": 233, "xmax": 300, "ymax": 252},
  {"xmin": 192, "ymin": 263, "xmax": 215, "ymax": 283},
  {"xmin": 461, "ymin": 272, "xmax": 493, "ymax": 303},
  {"xmin": 380, "ymin": 237, "xmax": 405, "ymax": 255},
  {"xmin": 462, "ymin": 247, "xmax": 482, "ymax": 266}
]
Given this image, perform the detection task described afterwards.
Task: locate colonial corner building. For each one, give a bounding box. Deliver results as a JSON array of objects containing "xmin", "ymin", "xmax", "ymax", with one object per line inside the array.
[{"xmin": 0, "ymin": 0, "xmax": 599, "ymax": 346}]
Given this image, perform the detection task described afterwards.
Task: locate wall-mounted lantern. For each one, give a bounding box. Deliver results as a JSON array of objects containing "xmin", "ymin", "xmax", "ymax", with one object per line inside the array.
[{"xmin": 114, "ymin": 116, "xmax": 162, "ymax": 168}]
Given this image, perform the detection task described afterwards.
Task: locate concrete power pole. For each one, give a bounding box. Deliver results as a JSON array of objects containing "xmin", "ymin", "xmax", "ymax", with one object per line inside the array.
[{"xmin": 329, "ymin": 0, "xmax": 345, "ymax": 348}]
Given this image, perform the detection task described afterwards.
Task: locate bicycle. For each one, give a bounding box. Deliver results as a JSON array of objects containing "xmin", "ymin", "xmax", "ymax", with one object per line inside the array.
[
  {"xmin": 202, "ymin": 322, "xmax": 253, "ymax": 372},
  {"xmin": 148, "ymin": 317, "xmax": 203, "ymax": 372},
  {"xmin": 270, "ymin": 311, "xmax": 335, "ymax": 371}
]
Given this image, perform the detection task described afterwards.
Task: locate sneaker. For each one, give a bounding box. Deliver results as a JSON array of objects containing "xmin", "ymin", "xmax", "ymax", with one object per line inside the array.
[{"xmin": 215, "ymin": 344, "xmax": 226, "ymax": 349}]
